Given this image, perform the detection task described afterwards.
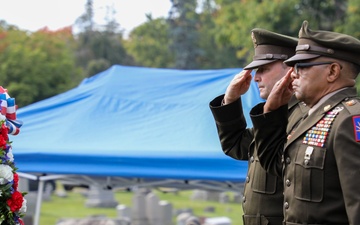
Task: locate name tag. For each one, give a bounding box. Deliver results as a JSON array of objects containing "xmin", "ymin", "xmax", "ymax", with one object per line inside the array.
[{"xmin": 304, "ymin": 146, "xmax": 314, "ymax": 165}]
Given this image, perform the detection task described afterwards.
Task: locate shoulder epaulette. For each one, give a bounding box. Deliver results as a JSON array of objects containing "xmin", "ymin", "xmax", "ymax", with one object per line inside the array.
[{"xmin": 342, "ymin": 97, "xmax": 360, "ymax": 115}]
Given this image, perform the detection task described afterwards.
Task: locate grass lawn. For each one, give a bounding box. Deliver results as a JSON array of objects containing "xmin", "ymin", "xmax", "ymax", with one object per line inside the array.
[{"xmin": 38, "ymin": 188, "xmax": 244, "ymax": 225}]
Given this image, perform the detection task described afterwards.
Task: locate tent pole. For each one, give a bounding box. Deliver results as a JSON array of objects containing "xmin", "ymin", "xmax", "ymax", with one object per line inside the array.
[{"xmin": 34, "ymin": 180, "xmax": 44, "ymax": 225}]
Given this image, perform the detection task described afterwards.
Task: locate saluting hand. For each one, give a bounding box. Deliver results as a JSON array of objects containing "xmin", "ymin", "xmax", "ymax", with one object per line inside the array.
[
  {"xmin": 264, "ymin": 68, "xmax": 294, "ymax": 113},
  {"xmin": 223, "ymin": 70, "xmax": 253, "ymax": 105}
]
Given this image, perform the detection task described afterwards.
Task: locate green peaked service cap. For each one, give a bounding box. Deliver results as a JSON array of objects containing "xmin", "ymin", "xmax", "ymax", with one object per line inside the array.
[
  {"xmin": 244, "ymin": 28, "xmax": 298, "ymax": 70},
  {"xmin": 285, "ymin": 20, "xmax": 360, "ymax": 67}
]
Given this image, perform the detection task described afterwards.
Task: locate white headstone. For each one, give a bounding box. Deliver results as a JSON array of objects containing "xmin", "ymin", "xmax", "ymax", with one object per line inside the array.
[
  {"xmin": 159, "ymin": 200, "xmax": 173, "ymax": 225},
  {"xmin": 132, "ymin": 190, "xmax": 149, "ymax": 225},
  {"xmin": 219, "ymin": 193, "xmax": 229, "ymax": 203},
  {"xmin": 205, "ymin": 191, "xmax": 221, "ymax": 202},
  {"xmin": 116, "ymin": 204, "xmax": 131, "ymax": 219},
  {"xmin": 204, "ymin": 217, "xmax": 231, "ymax": 225},
  {"xmin": 146, "ymin": 192, "xmax": 161, "ymax": 225},
  {"xmin": 190, "ymin": 190, "xmax": 207, "ymax": 201},
  {"xmin": 176, "ymin": 212, "xmax": 193, "ymax": 225},
  {"xmin": 185, "ymin": 216, "xmax": 201, "ymax": 225},
  {"xmin": 233, "ymin": 193, "xmax": 242, "ymax": 203},
  {"xmin": 85, "ymin": 185, "xmax": 118, "ymax": 208}
]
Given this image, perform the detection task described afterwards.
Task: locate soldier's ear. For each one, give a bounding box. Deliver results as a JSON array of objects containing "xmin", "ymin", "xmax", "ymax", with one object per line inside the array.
[{"xmin": 326, "ymin": 63, "xmax": 341, "ymax": 83}]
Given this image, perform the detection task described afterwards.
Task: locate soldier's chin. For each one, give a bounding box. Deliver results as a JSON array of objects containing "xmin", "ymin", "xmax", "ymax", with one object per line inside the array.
[
  {"xmin": 294, "ymin": 92, "xmax": 303, "ymax": 101},
  {"xmin": 259, "ymin": 91, "xmax": 268, "ymax": 100}
]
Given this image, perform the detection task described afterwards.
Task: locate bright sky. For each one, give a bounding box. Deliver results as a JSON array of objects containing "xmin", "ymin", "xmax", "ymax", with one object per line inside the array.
[{"xmin": 0, "ymin": 0, "xmax": 172, "ymax": 35}]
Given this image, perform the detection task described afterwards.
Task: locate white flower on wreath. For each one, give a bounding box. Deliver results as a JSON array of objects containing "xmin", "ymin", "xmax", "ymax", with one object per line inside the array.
[
  {"xmin": 0, "ymin": 114, "xmax": 6, "ymax": 122},
  {"xmin": 6, "ymin": 147, "xmax": 14, "ymax": 162},
  {"xmin": 19, "ymin": 198, "xmax": 27, "ymax": 213},
  {"xmin": 0, "ymin": 164, "xmax": 14, "ymax": 185}
]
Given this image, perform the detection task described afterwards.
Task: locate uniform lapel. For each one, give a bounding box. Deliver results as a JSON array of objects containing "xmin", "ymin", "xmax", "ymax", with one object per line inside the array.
[
  {"xmin": 285, "ymin": 110, "xmax": 324, "ymax": 147},
  {"xmin": 286, "ymin": 98, "xmax": 309, "ymax": 136},
  {"xmin": 285, "ymin": 88, "xmax": 356, "ymax": 148}
]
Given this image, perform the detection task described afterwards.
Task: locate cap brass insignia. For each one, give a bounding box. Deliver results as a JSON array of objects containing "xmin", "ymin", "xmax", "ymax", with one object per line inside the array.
[
  {"xmin": 251, "ymin": 32, "xmax": 257, "ymax": 48},
  {"xmin": 323, "ymin": 105, "xmax": 331, "ymax": 111}
]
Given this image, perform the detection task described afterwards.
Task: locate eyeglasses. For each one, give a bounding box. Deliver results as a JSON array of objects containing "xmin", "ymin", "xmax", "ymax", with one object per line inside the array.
[{"xmin": 294, "ymin": 61, "xmax": 335, "ymax": 75}]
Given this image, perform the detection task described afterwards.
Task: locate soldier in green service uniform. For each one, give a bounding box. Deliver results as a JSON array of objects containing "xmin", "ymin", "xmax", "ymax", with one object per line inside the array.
[
  {"xmin": 250, "ymin": 20, "xmax": 360, "ymax": 225},
  {"xmin": 209, "ymin": 29, "xmax": 308, "ymax": 225}
]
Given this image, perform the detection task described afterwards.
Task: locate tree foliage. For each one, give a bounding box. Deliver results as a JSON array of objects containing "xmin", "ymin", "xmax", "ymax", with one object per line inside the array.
[
  {"xmin": 168, "ymin": 0, "xmax": 201, "ymax": 69},
  {"xmin": 125, "ymin": 17, "xmax": 174, "ymax": 68},
  {"xmin": 0, "ymin": 26, "xmax": 82, "ymax": 107},
  {"xmin": 74, "ymin": 0, "xmax": 134, "ymax": 77},
  {"xmin": 195, "ymin": 0, "xmax": 241, "ymax": 68},
  {"xmin": 337, "ymin": 0, "xmax": 360, "ymax": 38}
]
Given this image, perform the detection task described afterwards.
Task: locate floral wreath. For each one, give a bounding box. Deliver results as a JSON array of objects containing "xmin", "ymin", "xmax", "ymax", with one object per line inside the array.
[{"xmin": 0, "ymin": 86, "xmax": 25, "ymax": 225}]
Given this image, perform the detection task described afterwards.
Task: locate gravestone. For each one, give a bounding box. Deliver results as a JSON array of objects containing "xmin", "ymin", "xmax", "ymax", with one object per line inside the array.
[
  {"xmin": 158, "ymin": 200, "xmax": 173, "ymax": 225},
  {"xmin": 131, "ymin": 189, "xmax": 149, "ymax": 225},
  {"xmin": 185, "ymin": 216, "xmax": 201, "ymax": 225},
  {"xmin": 233, "ymin": 193, "xmax": 242, "ymax": 203},
  {"xmin": 18, "ymin": 178, "xmax": 34, "ymax": 225},
  {"xmin": 204, "ymin": 217, "xmax": 231, "ymax": 225},
  {"xmin": 56, "ymin": 216, "xmax": 128, "ymax": 225},
  {"xmin": 176, "ymin": 212, "xmax": 193, "ymax": 225},
  {"xmin": 116, "ymin": 204, "xmax": 131, "ymax": 220},
  {"xmin": 146, "ymin": 192, "xmax": 161, "ymax": 225},
  {"xmin": 85, "ymin": 185, "xmax": 118, "ymax": 208},
  {"xmin": 219, "ymin": 193, "xmax": 229, "ymax": 203}
]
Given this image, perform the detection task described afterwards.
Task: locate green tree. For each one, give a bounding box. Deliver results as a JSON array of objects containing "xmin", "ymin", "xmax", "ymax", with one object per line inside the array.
[
  {"xmin": 213, "ymin": 0, "xmax": 301, "ymax": 65},
  {"xmin": 196, "ymin": 0, "xmax": 240, "ymax": 68},
  {"xmin": 75, "ymin": 0, "xmax": 134, "ymax": 77},
  {"xmin": 168, "ymin": 0, "xmax": 201, "ymax": 69},
  {"xmin": 75, "ymin": 0, "xmax": 95, "ymax": 33},
  {"xmin": 0, "ymin": 26, "xmax": 82, "ymax": 107},
  {"xmin": 296, "ymin": 0, "xmax": 347, "ymax": 30},
  {"xmin": 125, "ymin": 16, "xmax": 174, "ymax": 68},
  {"xmin": 340, "ymin": 0, "xmax": 360, "ymax": 95},
  {"xmin": 212, "ymin": 0, "xmax": 350, "ymax": 65},
  {"xmin": 337, "ymin": 0, "xmax": 359, "ymax": 37}
]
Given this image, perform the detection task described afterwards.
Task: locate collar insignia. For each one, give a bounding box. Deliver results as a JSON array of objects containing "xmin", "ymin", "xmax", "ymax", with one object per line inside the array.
[{"xmin": 323, "ymin": 105, "xmax": 331, "ymax": 111}]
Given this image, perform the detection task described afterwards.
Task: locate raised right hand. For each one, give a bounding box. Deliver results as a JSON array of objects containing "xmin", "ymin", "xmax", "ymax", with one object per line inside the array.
[
  {"xmin": 264, "ymin": 68, "xmax": 294, "ymax": 113},
  {"xmin": 223, "ymin": 70, "xmax": 252, "ymax": 105}
]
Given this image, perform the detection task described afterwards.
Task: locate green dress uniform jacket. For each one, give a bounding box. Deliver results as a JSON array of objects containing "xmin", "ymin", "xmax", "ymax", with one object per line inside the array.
[
  {"xmin": 250, "ymin": 87, "xmax": 360, "ymax": 225},
  {"xmin": 209, "ymin": 95, "xmax": 307, "ymax": 225}
]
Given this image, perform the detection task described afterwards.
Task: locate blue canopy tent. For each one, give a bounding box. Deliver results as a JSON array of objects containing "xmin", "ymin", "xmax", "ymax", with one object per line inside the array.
[{"xmin": 12, "ymin": 65, "xmax": 264, "ymax": 191}]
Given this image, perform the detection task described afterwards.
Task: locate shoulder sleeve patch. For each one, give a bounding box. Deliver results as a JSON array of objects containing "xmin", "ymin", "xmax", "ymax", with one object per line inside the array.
[{"xmin": 353, "ymin": 116, "xmax": 360, "ymax": 142}]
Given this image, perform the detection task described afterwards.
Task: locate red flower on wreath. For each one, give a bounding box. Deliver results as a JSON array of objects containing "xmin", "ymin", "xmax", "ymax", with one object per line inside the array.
[
  {"xmin": 13, "ymin": 172, "xmax": 19, "ymax": 189},
  {"xmin": 0, "ymin": 135, "xmax": 6, "ymax": 150},
  {"xmin": 1, "ymin": 122, "xmax": 9, "ymax": 140},
  {"xmin": 6, "ymin": 191, "xmax": 24, "ymax": 212},
  {"xmin": 0, "ymin": 123, "xmax": 8, "ymax": 151}
]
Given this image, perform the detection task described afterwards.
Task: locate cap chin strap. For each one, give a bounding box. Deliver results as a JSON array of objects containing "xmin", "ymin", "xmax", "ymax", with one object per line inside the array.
[
  {"xmin": 253, "ymin": 54, "xmax": 289, "ymax": 60},
  {"xmin": 296, "ymin": 44, "xmax": 360, "ymax": 66},
  {"xmin": 296, "ymin": 44, "xmax": 335, "ymax": 55}
]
